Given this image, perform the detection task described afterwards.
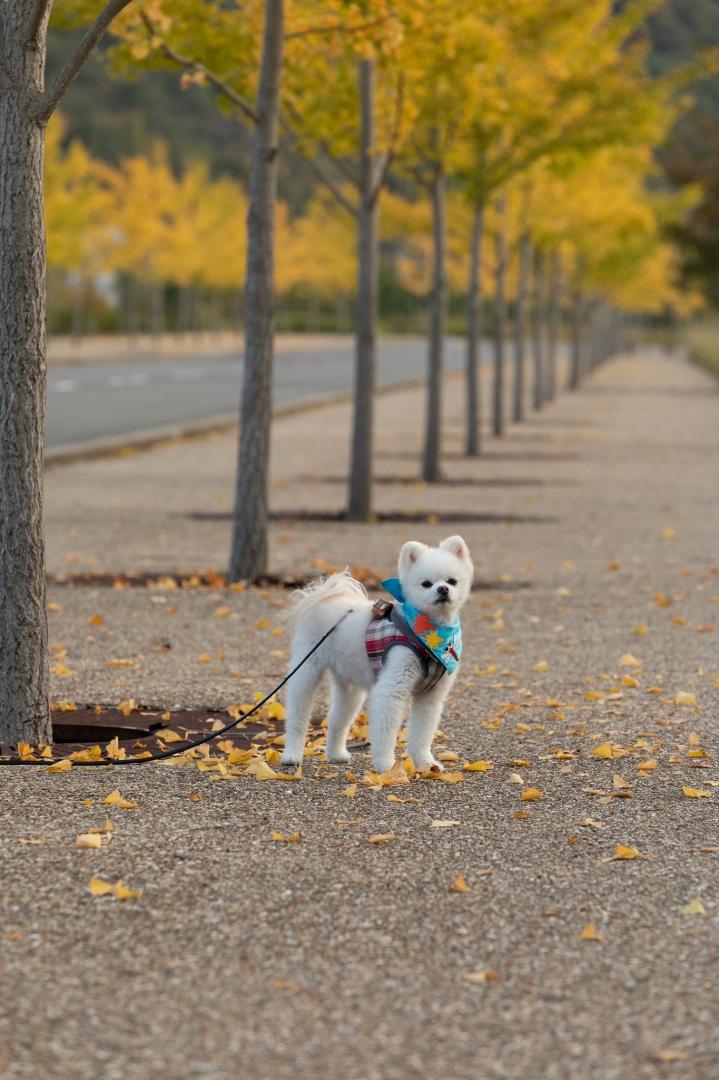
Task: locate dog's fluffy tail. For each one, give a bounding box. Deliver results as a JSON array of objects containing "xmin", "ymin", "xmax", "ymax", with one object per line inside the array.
[{"xmin": 284, "ymin": 569, "xmax": 367, "ymax": 628}]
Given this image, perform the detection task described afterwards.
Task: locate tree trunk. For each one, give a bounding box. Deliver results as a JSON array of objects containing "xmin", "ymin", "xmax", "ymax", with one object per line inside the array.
[
  {"xmin": 492, "ymin": 193, "xmax": 507, "ymax": 438},
  {"xmin": 512, "ymin": 231, "xmax": 530, "ymax": 423},
  {"xmin": 531, "ymin": 247, "xmax": 545, "ymax": 410},
  {"xmin": 71, "ymin": 275, "xmax": 86, "ymax": 340},
  {"xmin": 569, "ymin": 277, "xmax": 583, "ymax": 390},
  {"xmin": 464, "ymin": 202, "xmax": 484, "ymax": 457},
  {"xmin": 0, "ymin": 1, "xmax": 52, "ymax": 746},
  {"xmin": 347, "ymin": 58, "xmax": 378, "ymax": 521},
  {"xmin": 421, "ymin": 162, "xmax": 446, "ymax": 483},
  {"xmin": 151, "ymin": 282, "xmax": 165, "ymax": 336},
  {"xmin": 546, "ymin": 248, "xmax": 561, "ymax": 402},
  {"xmin": 228, "ymin": 0, "xmax": 284, "ymax": 581}
]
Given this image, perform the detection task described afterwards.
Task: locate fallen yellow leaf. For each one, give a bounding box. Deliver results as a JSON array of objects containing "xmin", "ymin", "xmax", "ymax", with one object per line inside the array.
[
  {"xmin": 464, "ymin": 969, "xmax": 501, "ymax": 984},
  {"xmin": 271, "ymin": 831, "xmax": 301, "ymax": 843},
  {"xmin": 463, "ymin": 759, "xmax": 493, "ymax": 772},
  {"xmin": 368, "ymin": 833, "xmax": 395, "ymax": 844},
  {"xmin": 46, "ymin": 758, "xmax": 72, "ymax": 773},
  {"xmin": 682, "ymin": 786, "xmax": 712, "ymax": 799},
  {"xmin": 521, "ymin": 787, "xmax": 544, "ymax": 802},
  {"xmin": 449, "ymin": 873, "xmax": 470, "ymax": 893},
  {"xmin": 103, "ymin": 790, "xmax": 138, "ymax": 809},
  {"xmin": 88, "ymin": 819, "xmax": 113, "ymax": 835},
  {"xmin": 244, "ymin": 758, "xmax": 278, "ymax": 781},
  {"xmin": 75, "ymin": 833, "xmax": 102, "ymax": 850},
  {"xmin": 592, "ymin": 742, "xmax": 629, "ymax": 760},
  {"xmin": 682, "ymin": 898, "xmax": 705, "ymax": 916},
  {"xmin": 579, "ymin": 922, "xmax": 604, "ymax": 942},
  {"xmin": 88, "ymin": 876, "xmax": 141, "ymax": 901},
  {"xmin": 430, "ymin": 819, "xmax": 461, "ymax": 828},
  {"xmin": 674, "ymin": 691, "xmax": 697, "ymax": 706},
  {"xmin": 608, "ymin": 844, "xmax": 641, "ymax": 861}
]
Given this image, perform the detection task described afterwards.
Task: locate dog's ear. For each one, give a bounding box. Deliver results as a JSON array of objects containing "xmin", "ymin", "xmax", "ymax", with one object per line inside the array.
[
  {"xmin": 439, "ymin": 535, "xmax": 471, "ymax": 562},
  {"xmin": 399, "ymin": 541, "xmax": 428, "ymax": 575}
]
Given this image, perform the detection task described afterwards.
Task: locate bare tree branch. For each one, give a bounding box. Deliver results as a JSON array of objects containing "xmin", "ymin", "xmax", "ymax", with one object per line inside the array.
[
  {"xmin": 137, "ymin": 11, "xmax": 259, "ymax": 125},
  {"xmin": 298, "ymin": 148, "xmax": 359, "ymax": 217},
  {"xmin": 32, "ymin": 0, "xmax": 135, "ymax": 122},
  {"xmin": 369, "ymin": 72, "xmax": 404, "ymax": 206},
  {"xmin": 318, "ymin": 140, "xmax": 360, "ymax": 187},
  {"xmin": 24, "ymin": 0, "xmax": 53, "ymax": 46},
  {"xmin": 282, "ymin": 96, "xmax": 361, "ymax": 210},
  {"xmin": 285, "ymin": 15, "xmax": 392, "ymax": 41},
  {"xmin": 282, "ymin": 120, "xmax": 358, "ymax": 216}
]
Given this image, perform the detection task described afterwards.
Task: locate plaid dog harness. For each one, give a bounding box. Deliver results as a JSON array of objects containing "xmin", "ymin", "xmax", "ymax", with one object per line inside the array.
[{"xmin": 365, "ymin": 580, "xmax": 462, "ymax": 694}]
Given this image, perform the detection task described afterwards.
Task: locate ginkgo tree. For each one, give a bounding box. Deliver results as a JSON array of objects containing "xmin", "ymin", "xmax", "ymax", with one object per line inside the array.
[
  {"xmin": 279, "ymin": 3, "xmax": 405, "ymax": 521},
  {"xmin": 396, "ymin": 0, "xmax": 489, "ymax": 483},
  {"xmin": 88, "ymin": 0, "xmax": 408, "ymax": 565},
  {"xmin": 0, "ymin": 0, "xmax": 137, "ymax": 748},
  {"xmin": 454, "ymin": 0, "xmax": 686, "ymax": 448}
]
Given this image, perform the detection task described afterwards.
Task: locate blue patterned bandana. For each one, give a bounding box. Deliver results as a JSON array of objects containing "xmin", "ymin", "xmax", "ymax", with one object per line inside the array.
[{"xmin": 380, "ymin": 577, "xmax": 462, "ymax": 674}]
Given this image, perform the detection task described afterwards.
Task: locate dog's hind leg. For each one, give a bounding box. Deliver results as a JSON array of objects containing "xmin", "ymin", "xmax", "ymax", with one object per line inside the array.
[
  {"xmin": 281, "ymin": 660, "xmax": 322, "ymax": 766},
  {"xmin": 326, "ymin": 676, "xmax": 365, "ymax": 764}
]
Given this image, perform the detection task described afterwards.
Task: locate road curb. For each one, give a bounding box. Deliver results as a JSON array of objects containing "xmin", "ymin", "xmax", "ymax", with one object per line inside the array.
[{"xmin": 44, "ymin": 375, "xmax": 435, "ymax": 468}]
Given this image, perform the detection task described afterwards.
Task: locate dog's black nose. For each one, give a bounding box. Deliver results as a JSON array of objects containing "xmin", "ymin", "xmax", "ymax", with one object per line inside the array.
[{"xmin": 437, "ymin": 584, "xmax": 449, "ymax": 596}]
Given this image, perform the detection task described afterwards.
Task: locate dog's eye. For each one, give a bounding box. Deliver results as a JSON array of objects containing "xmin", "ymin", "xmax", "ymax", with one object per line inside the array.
[
  {"xmin": 421, "ymin": 580, "xmax": 432, "ymax": 589},
  {"xmin": 447, "ymin": 578, "xmax": 457, "ymax": 587}
]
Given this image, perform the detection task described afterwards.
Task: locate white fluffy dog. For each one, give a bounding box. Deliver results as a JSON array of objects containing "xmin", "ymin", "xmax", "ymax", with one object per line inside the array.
[{"xmin": 281, "ymin": 536, "xmax": 473, "ymax": 773}]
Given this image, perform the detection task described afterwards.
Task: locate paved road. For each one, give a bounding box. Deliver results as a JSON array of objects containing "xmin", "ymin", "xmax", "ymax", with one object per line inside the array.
[{"xmin": 46, "ymin": 337, "xmax": 469, "ymax": 449}]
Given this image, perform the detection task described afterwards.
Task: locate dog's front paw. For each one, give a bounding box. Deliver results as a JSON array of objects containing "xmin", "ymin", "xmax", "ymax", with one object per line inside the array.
[
  {"xmin": 326, "ymin": 750, "xmax": 352, "ymax": 764},
  {"xmin": 371, "ymin": 754, "xmax": 396, "ymax": 775},
  {"xmin": 410, "ymin": 752, "xmax": 443, "ymax": 772},
  {"xmin": 280, "ymin": 752, "xmax": 302, "ymax": 768}
]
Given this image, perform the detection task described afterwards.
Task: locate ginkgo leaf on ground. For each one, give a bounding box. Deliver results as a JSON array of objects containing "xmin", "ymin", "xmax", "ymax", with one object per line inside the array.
[
  {"xmin": 271, "ymin": 831, "xmax": 301, "ymax": 842},
  {"xmin": 463, "ymin": 760, "xmax": 493, "ymax": 772},
  {"xmin": 603, "ymin": 844, "xmax": 641, "ymax": 862},
  {"xmin": 682, "ymin": 898, "xmax": 705, "ymax": 916},
  {"xmin": 88, "ymin": 819, "xmax": 113, "ymax": 835},
  {"xmin": 430, "ymin": 820, "xmax": 461, "ymax": 828},
  {"xmin": 592, "ymin": 743, "xmax": 629, "ymax": 760},
  {"xmin": 449, "ymin": 873, "xmax": 470, "ymax": 893},
  {"xmin": 88, "ymin": 876, "xmax": 141, "ymax": 901},
  {"xmin": 464, "ymin": 969, "xmax": 501, "ymax": 984},
  {"xmin": 368, "ymin": 833, "xmax": 395, "ymax": 844},
  {"xmin": 579, "ymin": 922, "xmax": 604, "ymax": 941},
  {"xmin": 75, "ymin": 833, "xmax": 102, "ymax": 849},
  {"xmin": 46, "ymin": 759, "xmax": 72, "ymax": 773},
  {"xmin": 103, "ymin": 790, "xmax": 138, "ymax": 809},
  {"xmin": 682, "ymin": 787, "xmax": 712, "ymax": 799},
  {"xmin": 521, "ymin": 787, "xmax": 544, "ymax": 801}
]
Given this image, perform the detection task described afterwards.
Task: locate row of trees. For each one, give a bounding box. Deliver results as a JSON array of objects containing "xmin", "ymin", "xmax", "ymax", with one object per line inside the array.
[
  {"xmin": 96, "ymin": 0, "xmax": 703, "ymax": 554},
  {"xmin": 0, "ymin": 0, "xmax": 706, "ymax": 745},
  {"xmin": 48, "ymin": 122, "xmax": 693, "ymax": 340}
]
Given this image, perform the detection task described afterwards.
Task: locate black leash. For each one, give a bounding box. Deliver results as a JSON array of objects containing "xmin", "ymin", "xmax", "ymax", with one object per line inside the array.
[{"xmin": 1, "ymin": 610, "xmax": 352, "ymax": 768}]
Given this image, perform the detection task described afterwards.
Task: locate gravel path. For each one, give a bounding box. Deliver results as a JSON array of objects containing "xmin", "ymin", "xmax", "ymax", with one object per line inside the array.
[{"xmin": 2, "ymin": 348, "xmax": 718, "ymax": 1080}]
